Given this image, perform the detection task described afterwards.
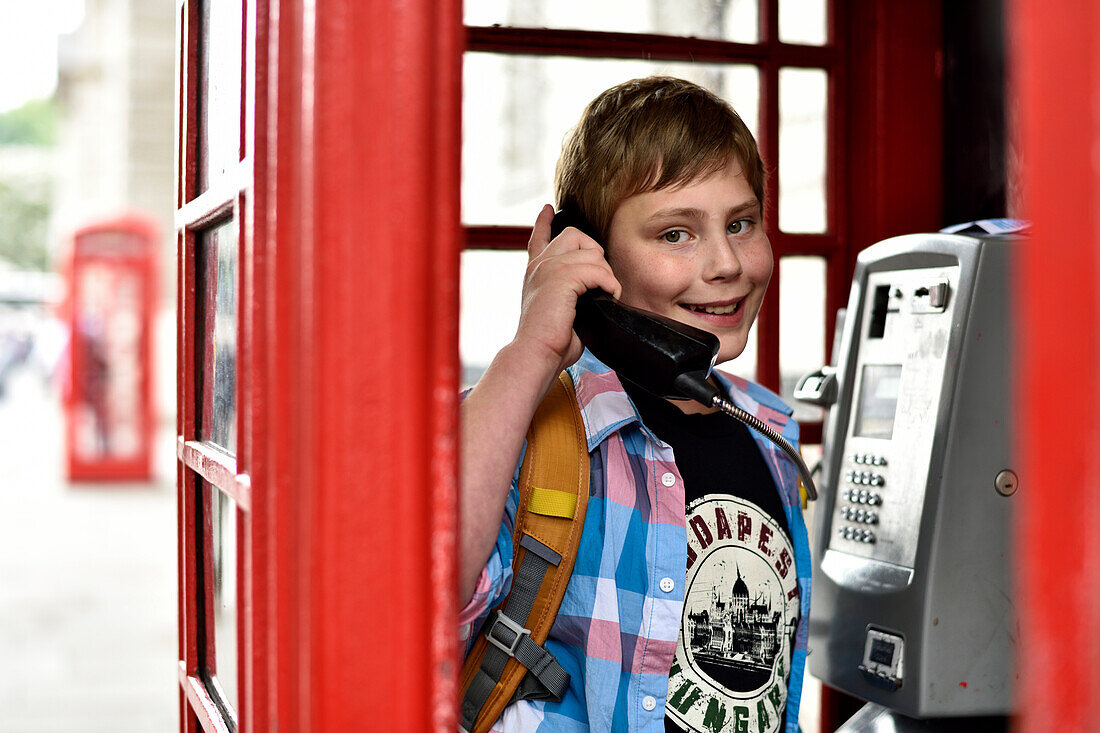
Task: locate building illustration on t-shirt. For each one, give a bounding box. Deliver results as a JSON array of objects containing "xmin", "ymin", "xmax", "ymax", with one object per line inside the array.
[
  {"xmin": 686, "ymin": 566, "xmax": 794, "ymax": 692},
  {"xmin": 667, "ymin": 495, "xmax": 799, "ymax": 733}
]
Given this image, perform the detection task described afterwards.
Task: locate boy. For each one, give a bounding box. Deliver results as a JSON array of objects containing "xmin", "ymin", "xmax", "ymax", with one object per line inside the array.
[{"xmin": 460, "ymin": 76, "xmax": 810, "ymax": 733}]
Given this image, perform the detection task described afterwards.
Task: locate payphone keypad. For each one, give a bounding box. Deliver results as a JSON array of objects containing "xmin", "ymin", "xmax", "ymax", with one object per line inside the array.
[{"xmin": 839, "ymin": 452, "xmax": 889, "ymax": 543}]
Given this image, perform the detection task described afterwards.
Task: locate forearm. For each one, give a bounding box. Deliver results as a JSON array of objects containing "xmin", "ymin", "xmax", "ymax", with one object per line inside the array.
[{"xmin": 459, "ymin": 339, "xmax": 563, "ymax": 606}]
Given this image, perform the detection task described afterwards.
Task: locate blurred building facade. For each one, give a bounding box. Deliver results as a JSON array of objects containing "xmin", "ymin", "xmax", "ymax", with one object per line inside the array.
[{"xmin": 53, "ymin": 0, "xmax": 176, "ymax": 299}]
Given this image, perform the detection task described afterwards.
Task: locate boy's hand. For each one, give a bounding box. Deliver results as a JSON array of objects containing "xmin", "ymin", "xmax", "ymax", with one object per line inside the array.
[
  {"xmin": 458, "ymin": 205, "xmax": 620, "ymax": 606},
  {"xmin": 515, "ymin": 204, "xmax": 622, "ymax": 374}
]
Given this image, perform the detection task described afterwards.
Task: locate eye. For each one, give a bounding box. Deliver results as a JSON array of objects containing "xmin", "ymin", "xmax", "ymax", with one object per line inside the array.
[
  {"xmin": 727, "ymin": 219, "xmax": 751, "ymax": 235},
  {"xmin": 661, "ymin": 229, "xmax": 688, "ymax": 244}
]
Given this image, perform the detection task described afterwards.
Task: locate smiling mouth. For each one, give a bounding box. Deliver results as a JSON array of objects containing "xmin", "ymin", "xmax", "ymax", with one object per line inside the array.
[{"xmin": 683, "ymin": 299, "xmax": 743, "ymax": 315}]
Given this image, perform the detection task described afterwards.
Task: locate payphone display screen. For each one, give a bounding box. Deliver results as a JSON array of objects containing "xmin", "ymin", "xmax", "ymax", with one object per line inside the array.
[{"xmin": 854, "ymin": 364, "xmax": 902, "ymax": 439}]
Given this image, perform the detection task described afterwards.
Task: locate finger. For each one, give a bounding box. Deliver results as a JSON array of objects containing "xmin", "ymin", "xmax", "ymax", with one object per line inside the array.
[
  {"xmin": 539, "ymin": 227, "xmax": 604, "ymax": 263},
  {"xmin": 529, "ymin": 247, "xmax": 613, "ymax": 285},
  {"xmin": 527, "ymin": 204, "xmax": 555, "ymax": 259},
  {"xmin": 539, "ymin": 258, "xmax": 621, "ymax": 301}
]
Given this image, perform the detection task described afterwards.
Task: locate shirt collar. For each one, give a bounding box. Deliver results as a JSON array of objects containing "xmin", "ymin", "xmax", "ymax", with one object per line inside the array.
[{"xmin": 567, "ymin": 350, "xmax": 794, "ymax": 452}]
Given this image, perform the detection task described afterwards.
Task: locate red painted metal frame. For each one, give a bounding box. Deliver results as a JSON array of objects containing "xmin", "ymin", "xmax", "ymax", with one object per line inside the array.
[
  {"xmin": 246, "ymin": 0, "xmax": 463, "ymax": 730},
  {"xmin": 177, "ymin": 0, "xmax": 252, "ymax": 729},
  {"xmin": 841, "ymin": 0, "xmax": 944, "ymax": 267},
  {"xmin": 65, "ymin": 215, "xmax": 159, "ymax": 482},
  {"xmin": 1012, "ymin": 1, "xmax": 1100, "ymax": 729},
  {"xmin": 466, "ymin": 25, "xmax": 835, "ymax": 67}
]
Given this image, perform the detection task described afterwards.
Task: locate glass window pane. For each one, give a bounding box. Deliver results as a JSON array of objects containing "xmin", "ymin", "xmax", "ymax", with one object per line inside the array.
[
  {"xmin": 208, "ymin": 484, "xmax": 238, "ymax": 714},
  {"xmin": 200, "ymin": 220, "xmax": 238, "ymax": 453},
  {"xmin": 779, "ymin": 0, "xmax": 828, "ymax": 45},
  {"xmin": 465, "ymin": 0, "xmax": 759, "ymax": 44},
  {"xmin": 779, "ymin": 256, "xmax": 825, "ymax": 423},
  {"xmin": 778, "ymin": 67, "xmax": 828, "ymax": 234},
  {"xmin": 200, "ymin": 0, "xmax": 243, "ymax": 190},
  {"xmin": 460, "ymin": 250, "xmax": 527, "ymax": 388},
  {"xmin": 72, "ymin": 258, "xmax": 146, "ymax": 461},
  {"xmin": 463, "ymin": 53, "xmax": 760, "ymax": 226}
]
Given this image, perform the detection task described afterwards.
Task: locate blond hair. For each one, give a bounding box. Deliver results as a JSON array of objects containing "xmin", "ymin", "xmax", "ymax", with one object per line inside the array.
[{"xmin": 555, "ymin": 76, "xmax": 764, "ymax": 243}]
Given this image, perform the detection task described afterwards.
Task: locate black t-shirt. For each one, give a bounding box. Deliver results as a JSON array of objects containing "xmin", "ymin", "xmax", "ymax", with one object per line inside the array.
[{"xmin": 621, "ymin": 380, "xmax": 795, "ymax": 733}]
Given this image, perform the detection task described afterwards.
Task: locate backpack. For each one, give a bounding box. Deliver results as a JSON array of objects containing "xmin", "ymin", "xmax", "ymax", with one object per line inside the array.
[{"xmin": 459, "ymin": 371, "xmax": 591, "ymax": 733}]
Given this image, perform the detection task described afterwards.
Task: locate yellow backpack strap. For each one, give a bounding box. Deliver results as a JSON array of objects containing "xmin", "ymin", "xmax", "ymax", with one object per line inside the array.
[{"xmin": 459, "ymin": 371, "xmax": 590, "ymax": 733}]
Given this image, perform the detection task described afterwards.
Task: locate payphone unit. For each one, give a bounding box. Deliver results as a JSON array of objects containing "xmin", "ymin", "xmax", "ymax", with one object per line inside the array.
[{"xmin": 799, "ymin": 233, "xmax": 1018, "ymax": 722}]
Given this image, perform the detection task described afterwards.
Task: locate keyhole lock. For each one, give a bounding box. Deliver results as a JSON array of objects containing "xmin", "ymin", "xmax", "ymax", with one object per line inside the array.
[{"xmin": 994, "ymin": 469, "xmax": 1019, "ymax": 496}]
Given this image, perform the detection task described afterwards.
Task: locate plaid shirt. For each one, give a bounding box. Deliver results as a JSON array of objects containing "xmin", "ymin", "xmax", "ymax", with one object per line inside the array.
[{"xmin": 460, "ymin": 351, "xmax": 811, "ymax": 732}]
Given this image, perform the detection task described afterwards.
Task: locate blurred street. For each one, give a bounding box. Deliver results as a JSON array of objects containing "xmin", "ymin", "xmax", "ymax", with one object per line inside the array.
[{"xmin": 0, "ymin": 363, "xmax": 177, "ymax": 731}]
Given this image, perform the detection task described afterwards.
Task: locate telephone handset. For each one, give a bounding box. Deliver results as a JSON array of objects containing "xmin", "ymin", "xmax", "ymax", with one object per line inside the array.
[{"xmin": 551, "ymin": 208, "xmax": 817, "ymax": 500}]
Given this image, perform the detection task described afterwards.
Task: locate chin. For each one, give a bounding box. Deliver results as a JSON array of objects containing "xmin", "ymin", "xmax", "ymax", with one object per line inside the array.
[{"xmin": 716, "ymin": 341, "xmax": 748, "ymax": 365}]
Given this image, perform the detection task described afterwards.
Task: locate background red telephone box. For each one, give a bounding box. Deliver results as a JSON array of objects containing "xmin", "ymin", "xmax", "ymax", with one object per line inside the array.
[{"xmin": 65, "ymin": 215, "xmax": 158, "ymax": 482}]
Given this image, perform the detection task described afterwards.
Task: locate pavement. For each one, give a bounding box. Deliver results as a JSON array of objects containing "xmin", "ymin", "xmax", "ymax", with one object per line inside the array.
[{"xmin": 0, "ymin": 366, "xmax": 178, "ymax": 732}]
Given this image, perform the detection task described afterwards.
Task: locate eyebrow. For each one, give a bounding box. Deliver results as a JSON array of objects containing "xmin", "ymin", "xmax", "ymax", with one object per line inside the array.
[{"xmin": 646, "ymin": 200, "xmax": 761, "ymax": 223}]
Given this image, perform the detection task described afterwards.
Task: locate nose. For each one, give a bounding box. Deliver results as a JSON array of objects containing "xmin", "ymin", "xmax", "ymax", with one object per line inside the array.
[{"xmin": 703, "ymin": 233, "xmax": 744, "ymax": 282}]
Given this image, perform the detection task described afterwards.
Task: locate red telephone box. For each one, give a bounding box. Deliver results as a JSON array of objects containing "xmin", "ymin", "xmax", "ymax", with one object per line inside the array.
[{"xmin": 66, "ymin": 215, "xmax": 158, "ymax": 482}]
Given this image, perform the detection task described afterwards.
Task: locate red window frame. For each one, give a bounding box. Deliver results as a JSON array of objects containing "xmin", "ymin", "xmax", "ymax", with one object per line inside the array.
[
  {"xmin": 176, "ymin": 0, "xmax": 250, "ymax": 729},
  {"xmin": 462, "ymin": 0, "xmax": 849, "ymax": 446}
]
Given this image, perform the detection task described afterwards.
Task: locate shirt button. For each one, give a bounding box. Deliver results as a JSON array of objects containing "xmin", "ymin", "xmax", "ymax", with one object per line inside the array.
[
  {"xmin": 661, "ymin": 472, "xmax": 676, "ymax": 487},
  {"xmin": 660, "ymin": 577, "xmax": 675, "ymax": 593},
  {"xmin": 642, "ymin": 695, "xmax": 657, "ymax": 711}
]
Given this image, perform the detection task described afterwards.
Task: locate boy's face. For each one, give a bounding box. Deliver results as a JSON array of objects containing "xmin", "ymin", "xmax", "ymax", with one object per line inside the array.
[{"xmin": 606, "ymin": 158, "xmax": 772, "ymax": 365}]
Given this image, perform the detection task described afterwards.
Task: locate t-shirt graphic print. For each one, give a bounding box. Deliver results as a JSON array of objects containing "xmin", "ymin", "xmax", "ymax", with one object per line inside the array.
[{"xmin": 666, "ymin": 495, "xmax": 799, "ymax": 733}]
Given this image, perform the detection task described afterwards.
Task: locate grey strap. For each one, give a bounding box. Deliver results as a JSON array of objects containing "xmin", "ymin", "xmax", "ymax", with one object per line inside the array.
[{"xmin": 460, "ymin": 537, "xmax": 571, "ymax": 732}]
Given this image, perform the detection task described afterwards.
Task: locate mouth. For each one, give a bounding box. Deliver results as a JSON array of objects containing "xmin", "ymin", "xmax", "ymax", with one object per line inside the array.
[{"xmin": 681, "ymin": 298, "xmax": 745, "ymax": 316}]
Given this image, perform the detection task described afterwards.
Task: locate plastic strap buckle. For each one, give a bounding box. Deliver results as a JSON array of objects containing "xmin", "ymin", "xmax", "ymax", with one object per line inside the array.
[{"xmin": 486, "ymin": 609, "xmax": 530, "ymax": 657}]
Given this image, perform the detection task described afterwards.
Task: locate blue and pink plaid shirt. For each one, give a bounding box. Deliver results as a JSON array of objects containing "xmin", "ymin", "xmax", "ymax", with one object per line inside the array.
[{"xmin": 460, "ymin": 350, "xmax": 812, "ymax": 732}]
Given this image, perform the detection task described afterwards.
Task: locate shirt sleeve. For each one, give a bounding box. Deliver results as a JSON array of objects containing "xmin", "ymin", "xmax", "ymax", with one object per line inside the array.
[{"xmin": 457, "ymin": 443, "xmax": 525, "ymax": 651}]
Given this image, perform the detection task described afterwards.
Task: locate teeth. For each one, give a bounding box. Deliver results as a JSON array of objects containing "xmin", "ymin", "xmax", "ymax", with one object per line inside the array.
[{"xmin": 692, "ymin": 301, "xmax": 741, "ymax": 315}]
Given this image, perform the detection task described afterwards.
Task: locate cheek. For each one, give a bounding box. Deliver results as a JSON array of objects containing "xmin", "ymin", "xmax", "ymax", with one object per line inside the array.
[
  {"xmin": 745, "ymin": 240, "xmax": 774, "ymax": 288},
  {"xmin": 614, "ymin": 255, "xmax": 691, "ymax": 306}
]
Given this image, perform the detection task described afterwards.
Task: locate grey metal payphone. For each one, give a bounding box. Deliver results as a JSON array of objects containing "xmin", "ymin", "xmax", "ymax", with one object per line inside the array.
[{"xmin": 797, "ymin": 232, "xmax": 1019, "ymax": 725}]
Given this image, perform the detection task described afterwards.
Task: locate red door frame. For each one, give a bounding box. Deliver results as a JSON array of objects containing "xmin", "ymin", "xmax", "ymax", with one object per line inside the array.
[
  {"xmin": 177, "ymin": 0, "xmax": 462, "ymax": 730},
  {"xmin": 247, "ymin": 0, "xmax": 463, "ymax": 730},
  {"xmin": 1012, "ymin": 0, "xmax": 1100, "ymax": 730}
]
